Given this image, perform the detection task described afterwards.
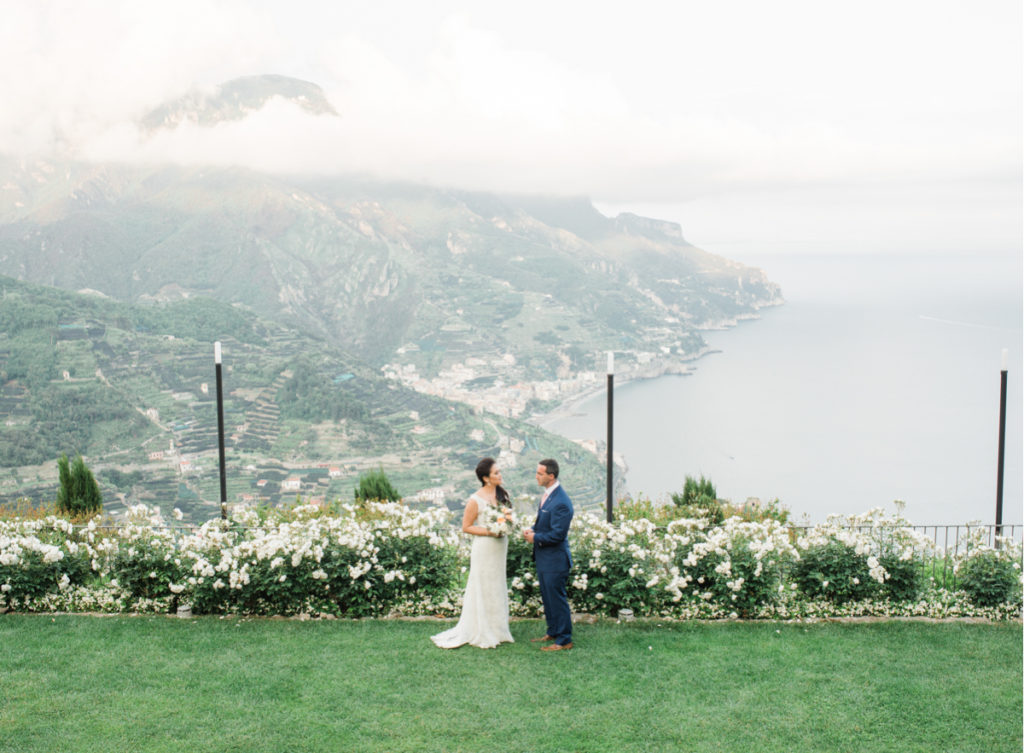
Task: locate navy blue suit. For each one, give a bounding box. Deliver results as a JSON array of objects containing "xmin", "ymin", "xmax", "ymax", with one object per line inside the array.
[{"xmin": 533, "ymin": 483, "xmax": 574, "ymax": 645}]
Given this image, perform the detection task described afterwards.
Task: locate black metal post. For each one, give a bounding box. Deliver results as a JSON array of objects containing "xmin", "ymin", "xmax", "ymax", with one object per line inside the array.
[
  {"xmin": 215, "ymin": 342, "xmax": 227, "ymax": 520},
  {"xmin": 606, "ymin": 352, "xmax": 614, "ymax": 524},
  {"xmin": 995, "ymin": 349, "xmax": 1007, "ymax": 543}
]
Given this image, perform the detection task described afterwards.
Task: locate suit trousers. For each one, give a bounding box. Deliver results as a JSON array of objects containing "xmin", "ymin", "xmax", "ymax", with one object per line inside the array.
[{"xmin": 537, "ymin": 568, "xmax": 572, "ymax": 645}]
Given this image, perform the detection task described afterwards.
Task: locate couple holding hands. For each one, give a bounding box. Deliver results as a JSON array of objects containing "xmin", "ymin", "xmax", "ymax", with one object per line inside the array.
[{"xmin": 431, "ymin": 457, "xmax": 574, "ymax": 652}]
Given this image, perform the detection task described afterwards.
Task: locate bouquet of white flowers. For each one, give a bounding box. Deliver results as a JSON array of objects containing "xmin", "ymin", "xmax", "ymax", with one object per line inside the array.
[{"xmin": 478, "ymin": 502, "xmax": 517, "ymax": 537}]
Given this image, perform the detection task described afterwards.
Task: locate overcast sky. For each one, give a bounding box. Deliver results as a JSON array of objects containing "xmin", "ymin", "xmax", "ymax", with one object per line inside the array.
[{"xmin": 3, "ymin": 0, "xmax": 1021, "ymax": 257}]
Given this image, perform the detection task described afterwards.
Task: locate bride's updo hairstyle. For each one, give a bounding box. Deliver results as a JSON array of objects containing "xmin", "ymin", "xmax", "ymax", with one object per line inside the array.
[{"xmin": 475, "ymin": 457, "xmax": 510, "ymax": 504}]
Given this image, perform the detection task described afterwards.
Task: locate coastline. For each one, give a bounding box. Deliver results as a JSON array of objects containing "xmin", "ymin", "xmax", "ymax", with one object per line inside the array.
[
  {"xmin": 529, "ymin": 298, "xmax": 784, "ymax": 434},
  {"xmin": 526, "ymin": 305, "xmax": 784, "ymax": 499},
  {"xmin": 530, "ymin": 347, "xmax": 723, "ymax": 433}
]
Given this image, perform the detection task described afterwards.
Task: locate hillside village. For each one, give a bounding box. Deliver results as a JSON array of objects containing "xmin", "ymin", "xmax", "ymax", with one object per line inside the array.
[{"xmin": 0, "ymin": 151, "xmax": 781, "ymax": 522}]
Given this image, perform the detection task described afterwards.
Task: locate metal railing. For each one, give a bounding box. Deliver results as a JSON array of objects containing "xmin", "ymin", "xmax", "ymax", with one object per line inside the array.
[{"xmin": 790, "ymin": 524, "xmax": 1023, "ymax": 589}]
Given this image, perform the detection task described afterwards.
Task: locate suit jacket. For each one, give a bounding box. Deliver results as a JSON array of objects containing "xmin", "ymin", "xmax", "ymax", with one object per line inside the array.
[{"xmin": 532, "ymin": 483, "xmax": 574, "ymax": 573}]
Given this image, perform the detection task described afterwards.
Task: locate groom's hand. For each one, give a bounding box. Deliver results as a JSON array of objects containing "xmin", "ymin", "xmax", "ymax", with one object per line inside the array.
[{"xmin": 523, "ymin": 528, "xmax": 535, "ymax": 543}]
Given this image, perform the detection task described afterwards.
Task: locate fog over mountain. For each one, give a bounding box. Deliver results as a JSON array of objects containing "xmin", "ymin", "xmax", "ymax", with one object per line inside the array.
[{"xmin": 3, "ymin": 1, "xmax": 1019, "ymax": 258}]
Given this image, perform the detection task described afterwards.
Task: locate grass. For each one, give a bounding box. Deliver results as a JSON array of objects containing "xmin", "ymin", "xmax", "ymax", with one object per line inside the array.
[{"xmin": 0, "ymin": 616, "xmax": 1020, "ymax": 753}]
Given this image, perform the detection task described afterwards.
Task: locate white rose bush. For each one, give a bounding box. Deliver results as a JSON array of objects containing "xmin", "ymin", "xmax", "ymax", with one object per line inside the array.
[
  {"xmin": 1, "ymin": 502, "xmax": 463, "ymax": 617},
  {"xmin": 1, "ymin": 501, "xmax": 1020, "ymax": 619},
  {"xmin": 666, "ymin": 515, "xmax": 797, "ymax": 617},
  {"xmin": 0, "ymin": 515, "xmax": 96, "ymax": 609},
  {"xmin": 528, "ymin": 513, "xmax": 798, "ymax": 619},
  {"xmin": 790, "ymin": 508, "xmax": 937, "ymax": 605},
  {"xmin": 952, "ymin": 525, "xmax": 1024, "ymax": 609}
]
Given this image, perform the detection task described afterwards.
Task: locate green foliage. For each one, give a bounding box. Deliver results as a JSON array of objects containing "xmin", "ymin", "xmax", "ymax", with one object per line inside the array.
[
  {"xmin": 570, "ymin": 543, "xmax": 658, "ymax": 615},
  {"xmin": 0, "ymin": 548, "xmax": 59, "ymax": 607},
  {"xmin": 178, "ymin": 502, "xmax": 452, "ymax": 617},
  {"xmin": 791, "ymin": 541, "xmax": 875, "ymax": 604},
  {"xmin": 724, "ymin": 540, "xmax": 787, "ymax": 615},
  {"xmin": 56, "ymin": 455, "xmax": 71, "ymax": 513},
  {"xmin": 0, "ymin": 524, "xmax": 92, "ymax": 608},
  {"xmin": 0, "ymin": 546, "xmax": 92, "ymax": 608},
  {"xmin": 171, "ymin": 506, "xmax": 459, "ymax": 618},
  {"xmin": 0, "ymin": 384, "xmax": 143, "ymax": 467},
  {"xmin": 616, "ymin": 497, "xmax": 678, "ymax": 526},
  {"xmin": 55, "ymin": 454, "xmax": 103, "ymax": 517},
  {"xmin": 191, "ymin": 542, "xmax": 313, "ymax": 616},
  {"xmin": 671, "ymin": 474, "xmax": 723, "ymax": 523},
  {"xmin": 721, "ymin": 497, "xmax": 791, "ymax": 525},
  {"xmin": 0, "ymin": 431, "xmax": 53, "ymax": 469},
  {"xmin": 110, "ymin": 533, "xmax": 180, "ymax": 602},
  {"xmin": 0, "ymin": 298, "xmax": 58, "ymax": 335},
  {"xmin": 336, "ymin": 533, "xmax": 457, "ymax": 617},
  {"xmin": 277, "ymin": 362, "xmax": 368, "ymax": 422},
  {"xmin": 506, "ymin": 533, "xmax": 540, "ymax": 606},
  {"xmin": 958, "ymin": 550, "xmax": 1021, "ymax": 607},
  {"xmin": 5, "ymin": 332, "xmax": 57, "ymax": 387},
  {"xmin": 129, "ymin": 297, "xmax": 264, "ymax": 345},
  {"xmin": 677, "ymin": 474, "xmax": 717, "ymax": 504},
  {"xmin": 103, "ymin": 468, "xmax": 144, "ymax": 490},
  {"xmin": 678, "ymin": 536, "xmax": 786, "ymax": 617},
  {"xmin": 878, "ymin": 552, "xmax": 925, "ymax": 602},
  {"xmin": 2, "ymin": 506, "xmax": 1023, "ymax": 622},
  {"xmin": 354, "ymin": 467, "xmax": 400, "ymax": 503}
]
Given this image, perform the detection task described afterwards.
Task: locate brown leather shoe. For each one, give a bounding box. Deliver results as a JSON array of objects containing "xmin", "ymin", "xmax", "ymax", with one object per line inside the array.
[
  {"xmin": 540, "ymin": 642, "xmax": 573, "ymax": 651},
  {"xmin": 530, "ymin": 635, "xmax": 555, "ymax": 643}
]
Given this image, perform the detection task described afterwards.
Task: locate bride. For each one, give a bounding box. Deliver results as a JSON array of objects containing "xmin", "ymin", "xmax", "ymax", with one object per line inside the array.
[{"xmin": 431, "ymin": 457, "xmax": 514, "ymax": 649}]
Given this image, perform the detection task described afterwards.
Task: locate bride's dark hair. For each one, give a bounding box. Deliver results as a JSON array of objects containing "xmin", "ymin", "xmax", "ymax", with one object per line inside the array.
[{"xmin": 475, "ymin": 457, "xmax": 510, "ymax": 504}]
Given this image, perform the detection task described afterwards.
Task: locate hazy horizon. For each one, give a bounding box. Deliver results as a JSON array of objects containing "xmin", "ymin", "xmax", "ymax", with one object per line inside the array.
[{"xmin": 3, "ymin": 0, "xmax": 1021, "ymax": 261}]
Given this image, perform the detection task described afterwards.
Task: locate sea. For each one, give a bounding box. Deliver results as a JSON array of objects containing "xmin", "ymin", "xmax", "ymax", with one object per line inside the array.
[{"xmin": 546, "ymin": 252, "xmax": 1023, "ymax": 526}]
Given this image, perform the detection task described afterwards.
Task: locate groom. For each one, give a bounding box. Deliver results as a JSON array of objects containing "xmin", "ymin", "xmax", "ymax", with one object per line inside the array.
[{"xmin": 523, "ymin": 458, "xmax": 574, "ymax": 651}]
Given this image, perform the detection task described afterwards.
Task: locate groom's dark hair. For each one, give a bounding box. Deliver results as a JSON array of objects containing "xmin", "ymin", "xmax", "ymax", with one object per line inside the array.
[{"xmin": 539, "ymin": 458, "xmax": 559, "ymax": 479}]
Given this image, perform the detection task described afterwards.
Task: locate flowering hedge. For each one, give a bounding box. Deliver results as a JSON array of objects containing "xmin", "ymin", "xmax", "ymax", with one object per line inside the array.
[
  {"xmin": 1, "ymin": 504, "xmax": 1020, "ymax": 620},
  {"xmin": 1, "ymin": 503, "xmax": 462, "ymax": 617}
]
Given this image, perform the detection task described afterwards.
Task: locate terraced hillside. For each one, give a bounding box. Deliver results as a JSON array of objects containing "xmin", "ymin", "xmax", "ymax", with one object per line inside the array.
[{"xmin": 0, "ymin": 277, "xmax": 611, "ymax": 521}]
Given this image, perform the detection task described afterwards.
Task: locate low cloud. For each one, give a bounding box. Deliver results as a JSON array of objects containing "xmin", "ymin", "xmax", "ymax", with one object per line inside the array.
[{"xmin": 2, "ymin": 0, "xmax": 1020, "ymax": 254}]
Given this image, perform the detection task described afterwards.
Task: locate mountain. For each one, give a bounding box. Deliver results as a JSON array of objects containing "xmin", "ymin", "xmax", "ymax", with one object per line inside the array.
[
  {"xmin": 0, "ymin": 160, "xmax": 781, "ymax": 376},
  {"xmin": 140, "ymin": 74, "xmax": 338, "ymax": 131},
  {"xmin": 0, "ymin": 276, "xmax": 609, "ymax": 520},
  {"xmin": 0, "ymin": 75, "xmax": 784, "ymax": 516}
]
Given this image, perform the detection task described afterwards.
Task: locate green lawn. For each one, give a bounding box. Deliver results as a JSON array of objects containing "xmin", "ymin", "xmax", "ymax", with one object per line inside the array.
[{"xmin": 0, "ymin": 616, "xmax": 1020, "ymax": 753}]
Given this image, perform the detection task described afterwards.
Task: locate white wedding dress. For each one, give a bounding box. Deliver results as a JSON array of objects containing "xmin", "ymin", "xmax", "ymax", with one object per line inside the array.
[{"xmin": 431, "ymin": 494, "xmax": 514, "ymax": 649}]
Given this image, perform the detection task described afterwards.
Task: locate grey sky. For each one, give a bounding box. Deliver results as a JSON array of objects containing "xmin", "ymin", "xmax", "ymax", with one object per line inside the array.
[{"xmin": 3, "ymin": 0, "xmax": 1020, "ymax": 257}]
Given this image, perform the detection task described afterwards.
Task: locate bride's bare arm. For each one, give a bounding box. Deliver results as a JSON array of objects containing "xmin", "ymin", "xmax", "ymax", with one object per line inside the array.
[{"xmin": 461, "ymin": 496, "xmax": 497, "ymax": 537}]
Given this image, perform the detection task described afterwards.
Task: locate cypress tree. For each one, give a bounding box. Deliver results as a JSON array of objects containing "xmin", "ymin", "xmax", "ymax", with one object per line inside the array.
[
  {"xmin": 57, "ymin": 453, "xmax": 103, "ymax": 516},
  {"xmin": 56, "ymin": 453, "xmax": 71, "ymax": 513},
  {"xmin": 354, "ymin": 467, "xmax": 401, "ymax": 503}
]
